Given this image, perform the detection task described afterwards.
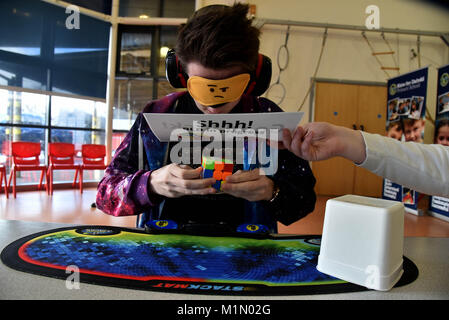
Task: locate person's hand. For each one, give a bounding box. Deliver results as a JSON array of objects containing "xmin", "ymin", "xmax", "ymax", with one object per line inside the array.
[
  {"xmin": 149, "ymin": 164, "xmax": 217, "ymax": 198},
  {"xmin": 282, "ymin": 123, "xmax": 341, "ymax": 161},
  {"xmin": 282, "ymin": 122, "xmax": 366, "ymax": 163},
  {"xmin": 221, "ymin": 168, "xmax": 274, "ymax": 201}
]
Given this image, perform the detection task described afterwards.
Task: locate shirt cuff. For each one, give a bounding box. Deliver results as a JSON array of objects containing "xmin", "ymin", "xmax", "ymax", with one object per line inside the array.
[
  {"xmin": 132, "ymin": 170, "xmax": 163, "ymax": 208},
  {"xmin": 355, "ymin": 131, "xmax": 375, "ymax": 168}
]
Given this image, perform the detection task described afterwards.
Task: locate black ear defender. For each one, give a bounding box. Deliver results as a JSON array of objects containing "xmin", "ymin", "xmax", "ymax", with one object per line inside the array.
[
  {"xmin": 245, "ymin": 54, "xmax": 272, "ymax": 96},
  {"xmin": 165, "ymin": 49, "xmax": 189, "ymax": 88},
  {"xmin": 165, "ymin": 49, "xmax": 272, "ymax": 96}
]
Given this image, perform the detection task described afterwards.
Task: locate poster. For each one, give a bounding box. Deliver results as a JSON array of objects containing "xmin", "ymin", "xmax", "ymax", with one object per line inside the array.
[
  {"xmin": 428, "ymin": 64, "xmax": 449, "ymax": 222},
  {"xmin": 382, "ymin": 67, "xmax": 437, "ymax": 215},
  {"xmin": 143, "ymin": 112, "xmax": 303, "ymax": 142}
]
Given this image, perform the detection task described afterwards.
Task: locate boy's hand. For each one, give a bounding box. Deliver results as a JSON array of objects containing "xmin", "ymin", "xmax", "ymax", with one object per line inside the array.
[
  {"xmin": 220, "ymin": 169, "xmax": 274, "ymax": 202},
  {"xmin": 149, "ymin": 164, "xmax": 217, "ymax": 198}
]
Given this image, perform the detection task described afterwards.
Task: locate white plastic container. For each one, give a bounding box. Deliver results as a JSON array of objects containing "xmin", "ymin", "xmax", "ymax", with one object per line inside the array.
[{"xmin": 317, "ymin": 194, "xmax": 404, "ymax": 291}]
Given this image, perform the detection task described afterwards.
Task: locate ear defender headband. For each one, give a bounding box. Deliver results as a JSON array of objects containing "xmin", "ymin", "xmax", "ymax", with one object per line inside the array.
[{"xmin": 165, "ymin": 49, "xmax": 272, "ymax": 97}]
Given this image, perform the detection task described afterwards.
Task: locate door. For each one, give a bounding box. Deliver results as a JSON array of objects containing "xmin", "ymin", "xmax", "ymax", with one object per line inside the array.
[
  {"xmin": 312, "ymin": 81, "xmax": 387, "ymax": 197},
  {"xmin": 352, "ymin": 84, "xmax": 387, "ymax": 197}
]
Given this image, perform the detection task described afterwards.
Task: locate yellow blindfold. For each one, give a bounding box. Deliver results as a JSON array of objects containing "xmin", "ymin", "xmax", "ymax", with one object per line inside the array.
[{"xmin": 187, "ymin": 73, "xmax": 250, "ymax": 106}]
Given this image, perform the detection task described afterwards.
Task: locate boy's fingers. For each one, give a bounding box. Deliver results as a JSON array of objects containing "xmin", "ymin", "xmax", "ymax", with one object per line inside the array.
[
  {"xmin": 171, "ymin": 164, "xmax": 202, "ymax": 179},
  {"xmin": 179, "ymin": 177, "xmax": 217, "ymax": 189},
  {"xmin": 225, "ymin": 169, "xmax": 260, "ymax": 183}
]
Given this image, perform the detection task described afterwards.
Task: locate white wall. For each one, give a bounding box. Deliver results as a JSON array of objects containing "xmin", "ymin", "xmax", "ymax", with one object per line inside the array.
[{"xmin": 199, "ymin": 0, "xmax": 449, "ymax": 122}]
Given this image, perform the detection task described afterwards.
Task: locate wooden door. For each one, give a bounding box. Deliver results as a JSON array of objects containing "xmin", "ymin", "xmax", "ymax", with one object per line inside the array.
[
  {"xmin": 313, "ymin": 82, "xmax": 359, "ymax": 196},
  {"xmin": 313, "ymin": 81, "xmax": 387, "ymax": 197},
  {"xmin": 353, "ymin": 84, "xmax": 387, "ymax": 197}
]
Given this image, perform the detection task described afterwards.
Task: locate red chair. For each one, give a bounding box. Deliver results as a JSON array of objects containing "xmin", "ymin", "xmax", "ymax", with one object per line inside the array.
[
  {"xmin": 47, "ymin": 143, "xmax": 81, "ymax": 195},
  {"xmin": 0, "ymin": 165, "xmax": 8, "ymax": 198},
  {"xmin": 7, "ymin": 142, "xmax": 47, "ymax": 198},
  {"xmin": 79, "ymin": 144, "xmax": 107, "ymax": 193}
]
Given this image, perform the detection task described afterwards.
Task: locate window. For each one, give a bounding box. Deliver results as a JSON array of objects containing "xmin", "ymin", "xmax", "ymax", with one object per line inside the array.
[
  {"xmin": 0, "ymin": 0, "xmax": 110, "ymax": 98},
  {"xmin": 51, "ymin": 96, "xmax": 106, "ymax": 130},
  {"xmin": 118, "ymin": 30, "xmax": 153, "ymax": 76},
  {"xmin": 0, "ymin": 88, "xmax": 106, "ymax": 185},
  {"xmin": 113, "ymin": 78, "xmax": 152, "ymax": 130},
  {"xmin": 0, "ymin": 0, "xmax": 194, "ymax": 186},
  {"xmin": 113, "ymin": 25, "xmax": 182, "ymax": 140}
]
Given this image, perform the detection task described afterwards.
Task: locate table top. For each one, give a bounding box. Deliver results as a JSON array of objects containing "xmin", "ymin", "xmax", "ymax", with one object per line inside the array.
[{"xmin": 1, "ymin": 219, "xmax": 448, "ymax": 300}]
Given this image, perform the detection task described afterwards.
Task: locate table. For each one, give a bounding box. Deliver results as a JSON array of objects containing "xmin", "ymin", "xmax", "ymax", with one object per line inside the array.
[{"xmin": 1, "ymin": 219, "xmax": 448, "ymax": 300}]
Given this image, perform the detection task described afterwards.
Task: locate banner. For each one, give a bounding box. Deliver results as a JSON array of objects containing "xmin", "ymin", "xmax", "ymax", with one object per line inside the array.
[
  {"xmin": 382, "ymin": 67, "xmax": 437, "ymax": 215},
  {"xmin": 428, "ymin": 64, "xmax": 449, "ymax": 222}
]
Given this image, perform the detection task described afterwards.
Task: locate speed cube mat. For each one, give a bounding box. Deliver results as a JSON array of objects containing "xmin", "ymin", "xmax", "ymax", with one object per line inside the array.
[{"xmin": 0, "ymin": 226, "xmax": 418, "ymax": 295}]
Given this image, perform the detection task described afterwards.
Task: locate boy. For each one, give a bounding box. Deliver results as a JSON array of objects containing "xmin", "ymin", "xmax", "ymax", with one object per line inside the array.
[
  {"xmin": 96, "ymin": 4, "xmax": 316, "ymax": 233},
  {"xmin": 386, "ymin": 121, "xmax": 403, "ymax": 141},
  {"xmin": 402, "ymin": 118, "xmax": 425, "ymax": 143}
]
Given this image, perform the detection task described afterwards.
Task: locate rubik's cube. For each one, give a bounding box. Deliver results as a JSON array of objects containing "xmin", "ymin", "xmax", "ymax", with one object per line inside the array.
[{"xmin": 201, "ymin": 156, "xmax": 234, "ymax": 191}]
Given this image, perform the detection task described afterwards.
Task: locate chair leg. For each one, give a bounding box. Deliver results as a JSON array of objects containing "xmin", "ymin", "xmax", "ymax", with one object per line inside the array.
[
  {"xmin": 79, "ymin": 169, "xmax": 83, "ymax": 194},
  {"xmin": 1, "ymin": 171, "xmax": 7, "ymax": 199},
  {"xmin": 13, "ymin": 169, "xmax": 16, "ymax": 198},
  {"xmin": 73, "ymin": 169, "xmax": 78, "ymax": 187},
  {"xmin": 49, "ymin": 168, "xmax": 53, "ymax": 195},
  {"xmin": 38, "ymin": 168, "xmax": 45, "ymax": 191},
  {"xmin": 4, "ymin": 172, "xmax": 8, "ymax": 199},
  {"xmin": 7, "ymin": 169, "xmax": 13, "ymax": 189},
  {"xmin": 46, "ymin": 168, "xmax": 50, "ymax": 195},
  {"xmin": 44, "ymin": 168, "xmax": 49, "ymax": 194}
]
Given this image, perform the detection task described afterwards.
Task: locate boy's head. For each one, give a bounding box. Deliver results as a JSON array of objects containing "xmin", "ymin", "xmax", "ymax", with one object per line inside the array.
[
  {"xmin": 435, "ymin": 119, "xmax": 449, "ymax": 146},
  {"xmin": 175, "ymin": 4, "xmax": 260, "ymax": 114},
  {"xmin": 386, "ymin": 122, "xmax": 403, "ymax": 141},
  {"xmin": 176, "ymin": 4, "xmax": 260, "ymax": 74},
  {"xmin": 402, "ymin": 118, "xmax": 425, "ymax": 142}
]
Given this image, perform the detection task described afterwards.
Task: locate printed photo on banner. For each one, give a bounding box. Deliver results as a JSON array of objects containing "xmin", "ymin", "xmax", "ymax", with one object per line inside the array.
[
  {"xmin": 397, "ymin": 98, "xmax": 411, "ymax": 116},
  {"xmin": 409, "ymin": 96, "xmax": 424, "ymax": 119},
  {"xmin": 437, "ymin": 92, "xmax": 449, "ymax": 115},
  {"xmin": 387, "ymin": 98, "xmax": 399, "ymax": 121}
]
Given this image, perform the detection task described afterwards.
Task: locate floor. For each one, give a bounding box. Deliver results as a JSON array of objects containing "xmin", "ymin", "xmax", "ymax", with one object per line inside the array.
[{"xmin": 1, "ymin": 187, "xmax": 448, "ymax": 237}]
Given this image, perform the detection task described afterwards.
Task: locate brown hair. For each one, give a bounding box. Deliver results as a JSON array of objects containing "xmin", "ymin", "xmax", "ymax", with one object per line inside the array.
[
  {"xmin": 435, "ymin": 119, "xmax": 449, "ymax": 140},
  {"xmin": 387, "ymin": 121, "xmax": 402, "ymax": 132},
  {"xmin": 402, "ymin": 118, "xmax": 421, "ymax": 127},
  {"xmin": 175, "ymin": 4, "xmax": 260, "ymax": 73}
]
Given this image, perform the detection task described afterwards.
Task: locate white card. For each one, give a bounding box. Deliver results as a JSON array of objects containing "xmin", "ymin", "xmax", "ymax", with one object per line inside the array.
[{"xmin": 143, "ymin": 112, "xmax": 303, "ymax": 142}]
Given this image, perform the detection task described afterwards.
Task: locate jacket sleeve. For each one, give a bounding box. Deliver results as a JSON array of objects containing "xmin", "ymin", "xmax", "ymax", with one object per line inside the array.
[
  {"xmin": 268, "ymin": 149, "xmax": 317, "ymax": 226},
  {"xmin": 358, "ymin": 131, "xmax": 449, "ymax": 197},
  {"xmin": 96, "ymin": 113, "xmax": 160, "ymax": 217}
]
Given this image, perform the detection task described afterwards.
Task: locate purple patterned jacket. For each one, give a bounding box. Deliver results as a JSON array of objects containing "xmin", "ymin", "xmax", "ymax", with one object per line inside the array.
[{"xmin": 96, "ymin": 92, "xmax": 316, "ymax": 231}]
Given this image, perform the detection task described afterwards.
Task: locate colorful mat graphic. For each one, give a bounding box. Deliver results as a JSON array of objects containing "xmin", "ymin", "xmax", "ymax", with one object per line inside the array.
[{"xmin": 1, "ymin": 226, "xmax": 418, "ymax": 295}]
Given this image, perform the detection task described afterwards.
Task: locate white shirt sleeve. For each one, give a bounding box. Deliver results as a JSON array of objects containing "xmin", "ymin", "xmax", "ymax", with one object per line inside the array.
[{"xmin": 357, "ymin": 131, "xmax": 449, "ymax": 197}]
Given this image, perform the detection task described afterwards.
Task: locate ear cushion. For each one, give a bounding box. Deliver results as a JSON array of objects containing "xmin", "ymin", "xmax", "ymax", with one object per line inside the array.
[
  {"xmin": 165, "ymin": 49, "xmax": 188, "ymax": 88},
  {"xmin": 165, "ymin": 50, "xmax": 272, "ymax": 97},
  {"xmin": 245, "ymin": 54, "xmax": 272, "ymax": 96}
]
